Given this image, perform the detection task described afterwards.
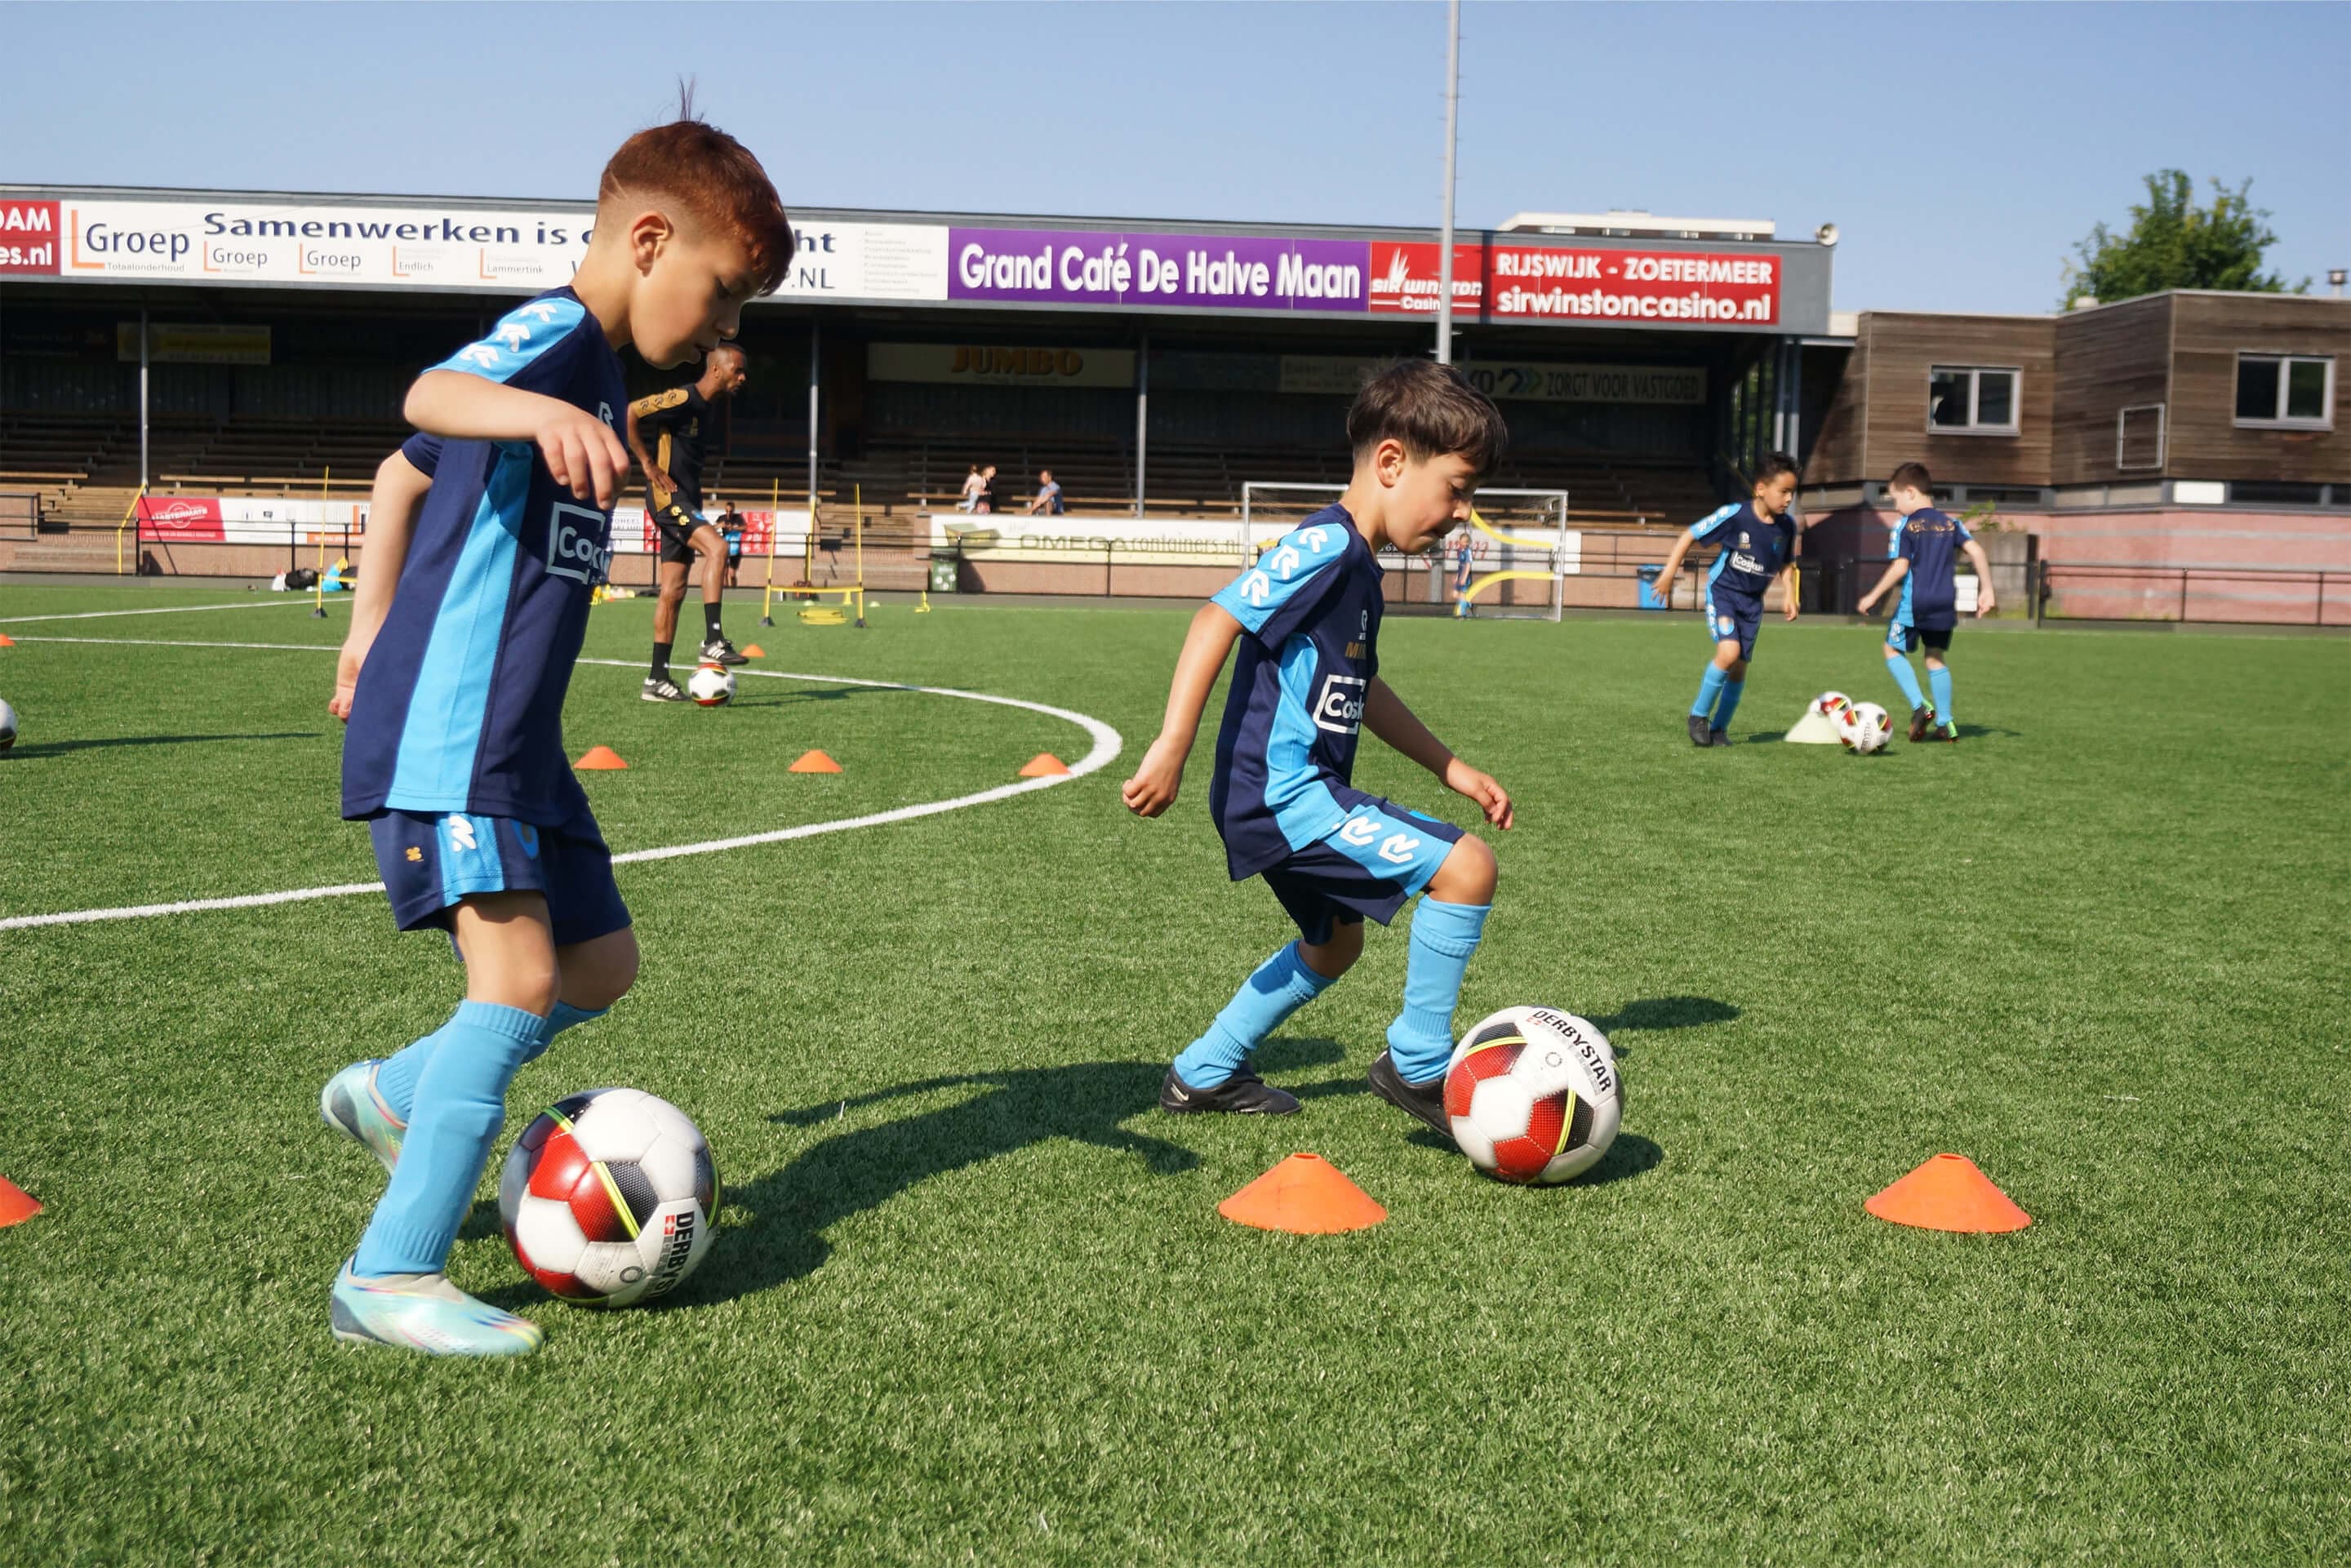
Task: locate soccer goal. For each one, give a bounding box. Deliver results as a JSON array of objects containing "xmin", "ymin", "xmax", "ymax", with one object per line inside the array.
[{"xmin": 1239, "ymin": 482, "xmax": 1572, "ymax": 620}]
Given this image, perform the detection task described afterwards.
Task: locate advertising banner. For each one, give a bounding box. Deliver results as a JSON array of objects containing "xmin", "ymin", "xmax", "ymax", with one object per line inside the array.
[
  {"xmin": 116, "ymin": 322, "xmax": 273, "ymax": 365},
  {"xmin": 930, "ymin": 513, "xmax": 1242, "ymax": 563},
  {"xmin": 1279, "ymin": 355, "xmax": 1704, "ymax": 405},
  {"xmin": 1, "ymin": 197, "xmax": 59, "ymax": 275},
  {"xmin": 949, "ymin": 228, "xmax": 1367, "ymax": 313},
  {"xmin": 1367, "ymin": 240, "xmax": 1780, "ymax": 326},
  {"xmin": 868, "ymin": 343, "xmax": 1137, "ymax": 388}
]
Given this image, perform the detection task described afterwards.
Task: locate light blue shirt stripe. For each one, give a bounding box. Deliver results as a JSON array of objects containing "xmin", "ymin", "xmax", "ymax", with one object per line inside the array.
[
  {"xmin": 1212, "ymin": 522, "xmax": 1348, "ymax": 636},
  {"xmin": 431, "ymin": 296, "xmax": 588, "ymax": 387},
  {"xmin": 386, "ymin": 449, "xmax": 530, "ymax": 810}
]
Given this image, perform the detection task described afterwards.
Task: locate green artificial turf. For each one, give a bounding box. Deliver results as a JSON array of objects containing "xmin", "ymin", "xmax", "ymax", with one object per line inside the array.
[{"xmin": 1, "ymin": 582, "xmax": 2345, "ymax": 1565}]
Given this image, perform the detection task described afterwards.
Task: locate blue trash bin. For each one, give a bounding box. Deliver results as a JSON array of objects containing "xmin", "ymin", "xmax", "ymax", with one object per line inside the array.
[{"xmin": 1638, "ymin": 564, "xmax": 1669, "ymax": 611}]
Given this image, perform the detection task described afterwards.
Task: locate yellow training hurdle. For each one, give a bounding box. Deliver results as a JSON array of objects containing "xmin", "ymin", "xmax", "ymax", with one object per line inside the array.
[{"xmin": 759, "ymin": 482, "xmax": 869, "ymax": 628}]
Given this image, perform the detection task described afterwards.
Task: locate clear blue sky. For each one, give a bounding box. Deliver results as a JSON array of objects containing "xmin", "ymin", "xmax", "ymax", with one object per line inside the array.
[{"xmin": 3, "ymin": 1, "xmax": 2344, "ymax": 315}]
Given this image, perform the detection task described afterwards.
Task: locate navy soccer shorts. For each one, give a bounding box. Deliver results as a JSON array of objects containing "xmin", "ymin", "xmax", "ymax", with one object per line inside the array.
[
  {"xmin": 652, "ymin": 496, "xmax": 714, "ymax": 566},
  {"xmin": 369, "ymin": 809, "xmax": 630, "ymax": 946},
  {"xmin": 1260, "ymin": 789, "xmax": 1465, "ymax": 946},
  {"xmin": 1886, "ymin": 619, "xmax": 1953, "ymax": 655},
  {"xmin": 1702, "ymin": 588, "xmax": 1765, "ymax": 660}
]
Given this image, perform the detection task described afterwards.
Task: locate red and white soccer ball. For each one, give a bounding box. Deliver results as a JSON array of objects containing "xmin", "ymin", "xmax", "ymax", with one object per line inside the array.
[
  {"xmin": 687, "ymin": 663, "xmax": 736, "ymax": 707},
  {"xmin": 1444, "ymin": 1006, "xmax": 1623, "ymax": 1185},
  {"xmin": 1814, "ymin": 691, "xmax": 1853, "ymax": 723},
  {"xmin": 500, "ymin": 1088, "xmax": 718, "ymax": 1308},
  {"xmin": 1838, "ymin": 700, "xmax": 1892, "ymax": 754}
]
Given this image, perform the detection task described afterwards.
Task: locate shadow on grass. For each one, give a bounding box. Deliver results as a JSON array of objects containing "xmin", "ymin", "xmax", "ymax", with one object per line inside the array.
[
  {"xmin": 2, "ymin": 730, "xmax": 322, "ymax": 759},
  {"xmin": 1585, "ymin": 996, "xmax": 1739, "ymax": 1055},
  {"xmin": 1401, "ymin": 1127, "xmax": 1663, "ymax": 1186},
  {"xmin": 677, "ymin": 1054, "xmax": 1268, "ymax": 1302}
]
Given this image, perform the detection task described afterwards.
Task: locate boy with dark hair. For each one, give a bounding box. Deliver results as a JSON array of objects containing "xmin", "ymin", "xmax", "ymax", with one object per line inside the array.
[
  {"xmin": 319, "ymin": 113, "xmax": 793, "ymax": 1356},
  {"xmin": 1858, "ymin": 461, "xmax": 1996, "ymax": 742},
  {"xmin": 1649, "ymin": 453, "xmax": 1802, "ymax": 746},
  {"xmin": 631, "ymin": 342, "xmax": 750, "ymax": 700},
  {"xmin": 1123, "ymin": 360, "xmax": 1515, "ymax": 1130}
]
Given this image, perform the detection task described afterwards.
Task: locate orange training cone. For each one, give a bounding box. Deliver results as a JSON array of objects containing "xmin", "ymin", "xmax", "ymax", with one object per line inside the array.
[
  {"xmin": 0, "ymin": 1175, "xmax": 41, "ymax": 1227},
  {"xmin": 789, "ymin": 748, "xmax": 842, "ymax": 774},
  {"xmin": 742, "ymin": 644, "xmax": 765, "ymax": 658},
  {"xmin": 1865, "ymin": 1153, "xmax": 2031, "ymax": 1233},
  {"xmin": 574, "ymin": 745, "xmax": 629, "ymax": 771},
  {"xmin": 1018, "ymin": 753, "xmax": 1071, "ymax": 778},
  {"xmin": 1218, "ymin": 1153, "xmax": 1387, "ymax": 1234},
  {"xmin": 0, "ymin": 633, "xmax": 15, "ymax": 646}
]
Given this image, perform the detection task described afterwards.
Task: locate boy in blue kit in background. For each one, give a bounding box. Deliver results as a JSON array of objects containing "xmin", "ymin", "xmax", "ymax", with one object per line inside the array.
[
  {"xmin": 1858, "ymin": 461, "xmax": 1997, "ymax": 743},
  {"xmin": 1649, "ymin": 452, "xmax": 1802, "ymax": 746},
  {"xmin": 318, "ymin": 114, "xmax": 795, "ymax": 1356},
  {"xmin": 1122, "ymin": 361, "xmax": 1515, "ymax": 1132}
]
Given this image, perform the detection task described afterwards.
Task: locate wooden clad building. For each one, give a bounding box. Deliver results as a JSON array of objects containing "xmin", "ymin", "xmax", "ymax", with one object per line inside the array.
[{"xmin": 1806, "ymin": 291, "xmax": 2349, "ymax": 504}]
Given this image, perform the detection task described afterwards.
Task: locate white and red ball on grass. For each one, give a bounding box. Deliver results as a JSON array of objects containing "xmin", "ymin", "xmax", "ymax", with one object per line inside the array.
[
  {"xmin": 1839, "ymin": 700, "xmax": 1893, "ymax": 755},
  {"xmin": 0, "ymin": 696, "xmax": 18, "ymax": 753},
  {"xmin": 1445, "ymin": 1006, "xmax": 1623, "ymax": 1185},
  {"xmin": 500, "ymin": 1088, "xmax": 719, "ymax": 1307},
  {"xmin": 687, "ymin": 664, "xmax": 736, "ymax": 707}
]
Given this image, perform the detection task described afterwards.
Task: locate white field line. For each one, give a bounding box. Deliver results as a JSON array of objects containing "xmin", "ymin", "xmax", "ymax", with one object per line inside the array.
[
  {"xmin": 0, "ymin": 599, "xmax": 322, "ymax": 624},
  {"xmin": 0, "ymin": 637, "xmax": 1122, "ymax": 932}
]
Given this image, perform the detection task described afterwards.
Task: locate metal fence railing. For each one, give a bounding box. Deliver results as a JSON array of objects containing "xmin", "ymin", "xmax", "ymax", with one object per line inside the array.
[{"xmin": 2036, "ymin": 562, "xmax": 2349, "ymax": 628}]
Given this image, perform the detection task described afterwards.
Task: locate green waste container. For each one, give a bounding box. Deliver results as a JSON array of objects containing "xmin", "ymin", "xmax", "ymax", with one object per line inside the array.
[{"xmin": 928, "ymin": 557, "xmax": 958, "ymax": 593}]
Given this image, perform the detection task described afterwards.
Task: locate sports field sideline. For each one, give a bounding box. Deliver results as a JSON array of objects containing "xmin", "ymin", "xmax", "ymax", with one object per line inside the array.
[{"xmin": 2, "ymin": 583, "xmax": 2344, "ymax": 1563}]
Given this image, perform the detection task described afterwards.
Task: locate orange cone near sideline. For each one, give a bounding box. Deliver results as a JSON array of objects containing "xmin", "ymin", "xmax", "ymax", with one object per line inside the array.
[
  {"xmin": 574, "ymin": 745, "xmax": 629, "ymax": 771},
  {"xmin": 1219, "ymin": 1153, "xmax": 1387, "ymax": 1234},
  {"xmin": 1018, "ymin": 753, "xmax": 1071, "ymax": 778},
  {"xmin": 0, "ymin": 1175, "xmax": 41, "ymax": 1227},
  {"xmin": 789, "ymin": 749, "xmax": 842, "ymax": 774},
  {"xmin": 0, "ymin": 633, "xmax": 16, "ymax": 646},
  {"xmin": 1865, "ymin": 1153, "xmax": 2031, "ymax": 1233},
  {"xmin": 742, "ymin": 644, "xmax": 766, "ymax": 658}
]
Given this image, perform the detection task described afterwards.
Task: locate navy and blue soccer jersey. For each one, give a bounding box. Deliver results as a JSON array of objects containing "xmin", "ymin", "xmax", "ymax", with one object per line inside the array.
[
  {"xmin": 1687, "ymin": 501, "xmax": 1798, "ymax": 600},
  {"xmin": 1892, "ymin": 507, "xmax": 1974, "ymax": 630},
  {"xmin": 342, "ymin": 287, "xmax": 626, "ymax": 827},
  {"xmin": 1207, "ymin": 508, "xmax": 1387, "ymax": 881},
  {"xmin": 398, "ymin": 433, "xmax": 442, "ymax": 477}
]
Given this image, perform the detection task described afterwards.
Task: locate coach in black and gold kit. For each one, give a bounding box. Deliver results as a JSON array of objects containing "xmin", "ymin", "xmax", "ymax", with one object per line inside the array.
[{"xmin": 629, "ymin": 344, "xmax": 749, "ymax": 700}]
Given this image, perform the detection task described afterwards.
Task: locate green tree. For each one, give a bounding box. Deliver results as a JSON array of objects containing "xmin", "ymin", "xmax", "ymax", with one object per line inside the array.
[{"xmin": 2060, "ymin": 171, "xmax": 2306, "ymax": 306}]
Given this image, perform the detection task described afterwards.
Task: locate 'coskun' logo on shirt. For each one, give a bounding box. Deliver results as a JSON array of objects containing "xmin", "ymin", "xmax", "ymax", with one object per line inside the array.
[
  {"xmin": 545, "ymin": 503, "xmax": 611, "ymax": 584},
  {"xmin": 1313, "ymin": 673, "xmax": 1366, "ymax": 735}
]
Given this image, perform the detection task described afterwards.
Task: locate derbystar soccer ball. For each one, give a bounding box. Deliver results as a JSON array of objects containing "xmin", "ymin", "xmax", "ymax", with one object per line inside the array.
[
  {"xmin": 1813, "ymin": 691, "xmax": 1853, "ymax": 722},
  {"xmin": 500, "ymin": 1088, "xmax": 718, "ymax": 1308},
  {"xmin": 1445, "ymin": 1006, "xmax": 1623, "ymax": 1185},
  {"xmin": 687, "ymin": 664, "xmax": 736, "ymax": 707},
  {"xmin": 1839, "ymin": 700, "xmax": 1891, "ymax": 754},
  {"xmin": 0, "ymin": 697, "xmax": 16, "ymax": 753}
]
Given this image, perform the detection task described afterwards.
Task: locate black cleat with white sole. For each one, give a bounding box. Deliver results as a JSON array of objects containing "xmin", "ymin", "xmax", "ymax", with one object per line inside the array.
[
  {"xmin": 642, "ymin": 676, "xmax": 689, "ymax": 703},
  {"xmin": 700, "ymin": 637, "xmax": 749, "ymax": 667},
  {"xmin": 1159, "ymin": 1064, "xmax": 1300, "ymax": 1116},
  {"xmin": 1367, "ymin": 1049, "xmax": 1454, "ymax": 1144}
]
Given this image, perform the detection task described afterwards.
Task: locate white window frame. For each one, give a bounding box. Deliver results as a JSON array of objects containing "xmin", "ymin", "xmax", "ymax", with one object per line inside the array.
[
  {"xmin": 2233, "ymin": 353, "xmax": 2335, "ymax": 430},
  {"xmin": 1926, "ymin": 364, "xmax": 2022, "ymax": 437},
  {"xmin": 2117, "ymin": 403, "xmax": 2167, "ymax": 470}
]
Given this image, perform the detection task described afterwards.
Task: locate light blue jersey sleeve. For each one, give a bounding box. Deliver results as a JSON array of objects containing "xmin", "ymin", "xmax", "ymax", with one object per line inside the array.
[
  {"xmin": 1213, "ymin": 522, "xmax": 1349, "ymax": 642},
  {"xmin": 429, "ymin": 295, "xmax": 588, "ymax": 390},
  {"xmin": 1687, "ymin": 504, "xmax": 1740, "ymax": 542},
  {"xmin": 1892, "ymin": 517, "xmax": 1913, "ymax": 561}
]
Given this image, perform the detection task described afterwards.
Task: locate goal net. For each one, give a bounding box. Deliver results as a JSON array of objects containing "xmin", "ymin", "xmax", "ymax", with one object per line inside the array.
[{"xmin": 1238, "ymin": 482, "xmax": 1572, "ymax": 620}]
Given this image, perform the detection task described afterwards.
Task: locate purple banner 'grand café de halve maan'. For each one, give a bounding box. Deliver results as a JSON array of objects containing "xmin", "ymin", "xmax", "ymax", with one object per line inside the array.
[{"xmin": 948, "ymin": 228, "xmax": 1370, "ymax": 312}]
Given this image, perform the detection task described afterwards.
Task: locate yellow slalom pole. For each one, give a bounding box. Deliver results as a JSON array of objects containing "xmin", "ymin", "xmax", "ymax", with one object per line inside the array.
[
  {"xmin": 116, "ymin": 482, "xmax": 148, "ymax": 575},
  {"xmin": 760, "ymin": 477, "xmax": 780, "ymax": 626},
  {"xmin": 853, "ymin": 483, "xmax": 865, "ymax": 627},
  {"xmin": 312, "ymin": 466, "xmax": 331, "ymax": 618}
]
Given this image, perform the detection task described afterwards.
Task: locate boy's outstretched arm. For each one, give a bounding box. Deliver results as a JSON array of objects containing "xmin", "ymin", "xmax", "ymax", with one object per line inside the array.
[
  {"xmin": 330, "ymin": 448, "xmax": 432, "ymax": 720},
  {"xmin": 1856, "ymin": 557, "xmax": 1909, "ymax": 617},
  {"xmin": 1779, "ymin": 558, "xmax": 1802, "ymax": 623},
  {"xmin": 405, "ymin": 371, "xmax": 630, "ymax": 510},
  {"xmin": 1961, "ymin": 535, "xmax": 1998, "ymax": 615},
  {"xmin": 1122, "ymin": 602, "xmax": 1242, "ymax": 817},
  {"xmin": 1362, "ymin": 677, "xmax": 1513, "ymax": 830}
]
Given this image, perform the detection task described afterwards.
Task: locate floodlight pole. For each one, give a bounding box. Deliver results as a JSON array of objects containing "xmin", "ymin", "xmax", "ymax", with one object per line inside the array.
[
  {"xmin": 138, "ymin": 308, "xmax": 150, "ymax": 491},
  {"xmin": 806, "ymin": 319, "xmax": 820, "ymax": 526},
  {"xmin": 1435, "ymin": 0, "xmax": 1460, "ymax": 365}
]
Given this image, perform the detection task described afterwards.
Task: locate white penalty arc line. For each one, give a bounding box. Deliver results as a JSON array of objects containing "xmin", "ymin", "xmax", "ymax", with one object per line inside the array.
[
  {"xmin": 0, "ymin": 637, "xmax": 1122, "ymax": 932},
  {"xmin": 0, "ymin": 599, "xmax": 324, "ymax": 624}
]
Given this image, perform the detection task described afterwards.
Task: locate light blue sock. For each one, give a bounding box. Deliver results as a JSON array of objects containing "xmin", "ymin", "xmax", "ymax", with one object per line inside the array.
[
  {"xmin": 1691, "ymin": 664, "xmax": 1727, "ymax": 719},
  {"xmin": 1885, "ymin": 653, "xmax": 1927, "ymax": 713},
  {"xmin": 1712, "ymin": 680, "xmax": 1744, "ymax": 731},
  {"xmin": 373, "ymin": 1026, "xmax": 443, "ymax": 1126},
  {"xmin": 1173, "ymin": 943, "xmax": 1335, "ymax": 1088},
  {"xmin": 1929, "ymin": 665, "xmax": 1953, "ymax": 728},
  {"xmin": 353, "ymin": 1001, "xmax": 544, "ymax": 1277},
  {"xmin": 523, "ymin": 1000, "xmax": 607, "ymax": 1065},
  {"xmin": 1386, "ymin": 898, "xmax": 1491, "ymax": 1084}
]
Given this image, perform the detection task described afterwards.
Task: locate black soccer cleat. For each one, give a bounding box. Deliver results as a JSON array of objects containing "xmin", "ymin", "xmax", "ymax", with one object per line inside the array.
[
  {"xmin": 1159, "ymin": 1064, "xmax": 1300, "ymax": 1116},
  {"xmin": 642, "ymin": 676, "xmax": 689, "ymax": 703},
  {"xmin": 1687, "ymin": 714, "xmax": 1713, "ymax": 748},
  {"xmin": 1367, "ymin": 1049, "xmax": 1454, "ymax": 1144},
  {"xmin": 1709, "ymin": 727, "xmax": 1733, "ymax": 747},
  {"xmin": 1908, "ymin": 705, "xmax": 1935, "ymax": 744},
  {"xmin": 700, "ymin": 637, "xmax": 748, "ymax": 667},
  {"xmin": 1934, "ymin": 722, "xmax": 1961, "ymax": 744}
]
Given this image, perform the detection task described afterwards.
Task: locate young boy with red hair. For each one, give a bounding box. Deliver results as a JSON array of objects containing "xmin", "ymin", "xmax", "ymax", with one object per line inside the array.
[{"xmin": 318, "ymin": 114, "xmax": 793, "ymax": 1356}]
